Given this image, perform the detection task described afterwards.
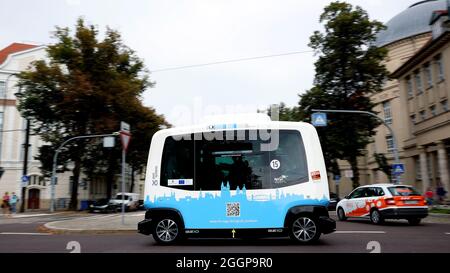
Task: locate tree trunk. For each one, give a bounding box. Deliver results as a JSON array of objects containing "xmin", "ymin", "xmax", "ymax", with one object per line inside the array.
[
  {"xmin": 129, "ymin": 166, "xmax": 135, "ymax": 193},
  {"xmin": 105, "ymin": 152, "xmax": 117, "ymax": 199},
  {"xmin": 348, "ymin": 156, "xmax": 360, "ymax": 189},
  {"xmin": 69, "ymin": 158, "xmax": 82, "ymax": 210}
]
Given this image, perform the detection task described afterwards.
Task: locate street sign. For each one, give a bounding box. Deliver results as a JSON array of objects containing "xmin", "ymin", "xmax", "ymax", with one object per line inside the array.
[
  {"xmin": 311, "ymin": 113, "xmax": 327, "ymax": 127},
  {"xmin": 21, "ymin": 175, "xmax": 29, "ymax": 187},
  {"xmin": 120, "ymin": 121, "xmax": 130, "ymax": 133},
  {"xmin": 119, "ymin": 121, "xmax": 131, "ymax": 152},
  {"xmin": 120, "ymin": 132, "xmax": 131, "ymax": 151},
  {"xmin": 392, "ymin": 163, "xmax": 405, "ymax": 175},
  {"xmin": 334, "ymin": 175, "xmax": 341, "ymax": 185},
  {"xmin": 103, "ymin": 136, "xmax": 115, "ymax": 148}
]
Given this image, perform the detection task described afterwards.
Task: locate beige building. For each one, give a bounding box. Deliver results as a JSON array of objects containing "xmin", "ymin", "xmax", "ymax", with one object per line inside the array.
[
  {"xmin": 331, "ymin": 0, "xmax": 450, "ymax": 197},
  {"xmin": 0, "ymin": 43, "xmax": 144, "ymax": 211}
]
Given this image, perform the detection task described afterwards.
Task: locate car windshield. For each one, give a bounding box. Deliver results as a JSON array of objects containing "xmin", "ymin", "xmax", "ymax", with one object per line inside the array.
[
  {"xmin": 388, "ymin": 186, "xmax": 421, "ymax": 196},
  {"xmin": 115, "ymin": 195, "xmax": 129, "ymax": 200},
  {"xmin": 94, "ymin": 199, "xmax": 109, "ymax": 205}
]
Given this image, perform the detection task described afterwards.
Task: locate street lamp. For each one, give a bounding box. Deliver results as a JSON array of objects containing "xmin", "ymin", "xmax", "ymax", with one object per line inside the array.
[
  {"xmin": 50, "ymin": 132, "xmax": 120, "ymax": 212},
  {"xmin": 311, "ymin": 109, "xmax": 402, "ymax": 184}
]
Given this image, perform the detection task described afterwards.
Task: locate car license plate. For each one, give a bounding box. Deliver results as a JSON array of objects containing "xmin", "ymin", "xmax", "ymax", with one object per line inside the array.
[{"xmin": 404, "ymin": 200, "xmax": 418, "ymax": 204}]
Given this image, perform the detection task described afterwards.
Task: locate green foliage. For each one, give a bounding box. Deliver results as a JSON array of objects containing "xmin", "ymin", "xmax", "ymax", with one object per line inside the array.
[
  {"xmin": 265, "ymin": 102, "xmax": 300, "ymax": 122},
  {"xmin": 373, "ymin": 153, "xmax": 392, "ymax": 182},
  {"xmin": 305, "ymin": 2, "xmax": 388, "ymax": 189},
  {"xmin": 16, "ymin": 18, "xmax": 167, "ymax": 208}
]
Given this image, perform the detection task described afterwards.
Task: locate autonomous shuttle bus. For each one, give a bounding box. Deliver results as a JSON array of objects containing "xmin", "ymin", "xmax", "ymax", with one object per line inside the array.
[{"xmin": 138, "ymin": 114, "xmax": 335, "ymax": 244}]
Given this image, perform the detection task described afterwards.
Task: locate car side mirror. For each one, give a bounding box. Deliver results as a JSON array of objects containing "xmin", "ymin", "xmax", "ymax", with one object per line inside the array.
[{"xmin": 345, "ymin": 195, "xmax": 349, "ymax": 199}]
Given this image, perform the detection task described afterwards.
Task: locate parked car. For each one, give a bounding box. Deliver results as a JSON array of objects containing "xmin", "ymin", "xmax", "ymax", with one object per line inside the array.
[
  {"xmin": 328, "ymin": 192, "xmax": 340, "ymax": 211},
  {"xmin": 336, "ymin": 184, "xmax": 428, "ymax": 225},
  {"xmin": 109, "ymin": 192, "xmax": 140, "ymax": 212},
  {"xmin": 137, "ymin": 200, "xmax": 145, "ymax": 210},
  {"xmin": 88, "ymin": 198, "xmax": 118, "ymax": 213}
]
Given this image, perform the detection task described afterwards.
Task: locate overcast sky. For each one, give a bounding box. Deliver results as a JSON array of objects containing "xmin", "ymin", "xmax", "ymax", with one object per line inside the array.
[{"xmin": 0, "ymin": 0, "xmax": 422, "ymax": 126}]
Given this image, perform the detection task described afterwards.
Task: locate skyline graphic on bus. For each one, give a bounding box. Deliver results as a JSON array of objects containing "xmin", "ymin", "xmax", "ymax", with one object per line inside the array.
[{"xmin": 144, "ymin": 182, "xmax": 329, "ymax": 229}]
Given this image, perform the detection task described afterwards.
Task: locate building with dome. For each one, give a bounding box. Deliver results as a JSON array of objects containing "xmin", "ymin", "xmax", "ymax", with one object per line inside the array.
[{"xmin": 331, "ymin": 0, "xmax": 450, "ymax": 197}]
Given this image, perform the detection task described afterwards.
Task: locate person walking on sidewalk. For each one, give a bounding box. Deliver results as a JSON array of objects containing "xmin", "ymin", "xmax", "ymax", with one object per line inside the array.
[
  {"xmin": 2, "ymin": 192, "xmax": 11, "ymax": 217},
  {"xmin": 425, "ymin": 187, "xmax": 434, "ymax": 207},
  {"xmin": 436, "ymin": 183, "xmax": 448, "ymax": 204},
  {"xmin": 9, "ymin": 192, "xmax": 18, "ymax": 214}
]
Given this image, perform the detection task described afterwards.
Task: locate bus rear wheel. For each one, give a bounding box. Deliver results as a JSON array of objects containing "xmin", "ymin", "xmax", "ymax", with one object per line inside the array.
[
  {"xmin": 289, "ymin": 216, "xmax": 321, "ymax": 244},
  {"xmin": 152, "ymin": 217, "xmax": 182, "ymax": 245}
]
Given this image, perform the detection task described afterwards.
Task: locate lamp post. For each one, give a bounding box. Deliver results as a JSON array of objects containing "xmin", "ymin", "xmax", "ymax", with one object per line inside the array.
[
  {"xmin": 50, "ymin": 132, "xmax": 119, "ymax": 212},
  {"xmin": 311, "ymin": 109, "xmax": 401, "ymax": 184}
]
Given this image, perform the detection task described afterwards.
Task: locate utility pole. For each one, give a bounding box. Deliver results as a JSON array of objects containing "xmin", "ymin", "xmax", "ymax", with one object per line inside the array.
[{"xmin": 20, "ymin": 119, "xmax": 30, "ymax": 213}]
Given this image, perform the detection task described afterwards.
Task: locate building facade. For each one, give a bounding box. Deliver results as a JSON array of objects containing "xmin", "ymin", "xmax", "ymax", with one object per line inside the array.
[
  {"xmin": 330, "ymin": 0, "xmax": 450, "ymax": 197},
  {"xmin": 0, "ymin": 43, "xmax": 144, "ymax": 210}
]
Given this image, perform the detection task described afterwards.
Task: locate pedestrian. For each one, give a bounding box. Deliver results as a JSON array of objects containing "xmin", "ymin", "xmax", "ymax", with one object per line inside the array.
[
  {"xmin": 2, "ymin": 192, "xmax": 10, "ymax": 216},
  {"xmin": 425, "ymin": 187, "xmax": 434, "ymax": 207},
  {"xmin": 9, "ymin": 192, "xmax": 18, "ymax": 214},
  {"xmin": 436, "ymin": 183, "xmax": 448, "ymax": 204}
]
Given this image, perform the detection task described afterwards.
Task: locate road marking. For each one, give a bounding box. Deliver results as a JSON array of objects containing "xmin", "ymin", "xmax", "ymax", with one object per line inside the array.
[
  {"xmin": 10, "ymin": 213, "xmax": 63, "ymax": 218},
  {"xmin": 0, "ymin": 232, "xmax": 51, "ymax": 236},
  {"xmin": 335, "ymin": 231, "xmax": 386, "ymax": 234}
]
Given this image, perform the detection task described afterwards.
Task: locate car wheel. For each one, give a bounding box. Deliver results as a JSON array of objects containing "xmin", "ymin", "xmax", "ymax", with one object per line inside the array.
[
  {"xmin": 370, "ymin": 209, "xmax": 384, "ymax": 225},
  {"xmin": 152, "ymin": 217, "xmax": 182, "ymax": 245},
  {"xmin": 289, "ymin": 216, "xmax": 321, "ymax": 244},
  {"xmin": 407, "ymin": 218, "xmax": 421, "ymax": 225},
  {"xmin": 337, "ymin": 207, "xmax": 347, "ymax": 221}
]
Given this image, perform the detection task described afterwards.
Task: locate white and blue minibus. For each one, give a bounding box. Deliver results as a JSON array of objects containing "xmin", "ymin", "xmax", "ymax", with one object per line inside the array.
[{"xmin": 138, "ymin": 114, "xmax": 335, "ymax": 244}]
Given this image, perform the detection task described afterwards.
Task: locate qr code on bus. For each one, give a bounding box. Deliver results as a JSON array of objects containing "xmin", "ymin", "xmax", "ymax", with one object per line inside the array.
[{"xmin": 226, "ymin": 202, "xmax": 240, "ymax": 217}]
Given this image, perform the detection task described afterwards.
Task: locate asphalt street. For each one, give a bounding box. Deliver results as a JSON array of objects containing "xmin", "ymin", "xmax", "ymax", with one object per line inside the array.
[{"xmin": 0, "ymin": 213, "xmax": 449, "ymax": 253}]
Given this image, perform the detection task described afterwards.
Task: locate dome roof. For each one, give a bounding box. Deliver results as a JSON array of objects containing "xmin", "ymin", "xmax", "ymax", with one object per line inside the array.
[{"xmin": 376, "ymin": 0, "xmax": 447, "ymax": 47}]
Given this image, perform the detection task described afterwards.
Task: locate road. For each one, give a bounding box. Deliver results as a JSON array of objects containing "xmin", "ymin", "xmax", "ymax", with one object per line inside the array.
[{"xmin": 1, "ymin": 212, "xmax": 449, "ymax": 253}]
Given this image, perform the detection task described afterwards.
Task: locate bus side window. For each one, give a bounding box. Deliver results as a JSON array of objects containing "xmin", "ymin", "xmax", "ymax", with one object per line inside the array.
[{"xmin": 160, "ymin": 135, "xmax": 195, "ymax": 190}]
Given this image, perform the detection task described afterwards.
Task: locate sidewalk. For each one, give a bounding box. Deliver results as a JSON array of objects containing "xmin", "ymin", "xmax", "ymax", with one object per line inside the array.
[{"xmin": 43, "ymin": 211, "xmax": 144, "ymax": 234}]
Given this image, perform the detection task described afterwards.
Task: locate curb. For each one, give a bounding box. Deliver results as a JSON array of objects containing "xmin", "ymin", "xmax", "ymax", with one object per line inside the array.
[
  {"xmin": 41, "ymin": 223, "xmax": 137, "ymax": 235},
  {"xmin": 429, "ymin": 213, "xmax": 450, "ymax": 218}
]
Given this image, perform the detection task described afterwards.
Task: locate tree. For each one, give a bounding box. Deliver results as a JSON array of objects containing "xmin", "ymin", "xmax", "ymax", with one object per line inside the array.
[
  {"xmin": 16, "ymin": 18, "xmax": 166, "ymax": 209},
  {"xmin": 305, "ymin": 1, "xmax": 388, "ymax": 188},
  {"xmin": 264, "ymin": 102, "xmax": 299, "ymax": 121},
  {"xmin": 373, "ymin": 153, "xmax": 392, "ymax": 182}
]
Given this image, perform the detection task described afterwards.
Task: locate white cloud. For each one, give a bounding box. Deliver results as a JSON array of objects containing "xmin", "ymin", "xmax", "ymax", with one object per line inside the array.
[{"xmin": 0, "ymin": 0, "xmax": 421, "ymax": 126}]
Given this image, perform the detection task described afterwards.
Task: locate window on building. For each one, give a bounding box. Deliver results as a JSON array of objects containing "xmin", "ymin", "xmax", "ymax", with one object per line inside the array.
[
  {"xmin": 386, "ymin": 135, "xmax": 394, "ymax": 152},
  {"xmin": 0, "ymin": 81, "xmax": 5, "ymax": 98},
  {"xmin": 406, "ymin": 76, "xmax": 413, "ymax": 97},
  {"xmin": 419, "ymin": 110, "xmax": 426, "ymax": 121},
  {"xmin": 415, "ymin": 70, "xmax": 423, "ymax": 94},
  {"xmin": 410, "ymin": 114, "xmax": 416, "ymax": 124},
  {"xmin": 435, "ymin": 54, "xmax": 445, "ymax": 81},
  {"xmin": 415, "ymin": 157, "xmax": 422, "ymax": 180},
  {"xmin": 383, "ymin": 101, "xmax": 393, "ymax": 124},
  {"xmin": 430, "ymin": 105, "xmax": 437, "ymax": 116},
  {"xmin": 410, "ymin": 114, "xmax": 416, "ymax": 133},
  {"xmin": 424, "ymin": 63, "xmax": 433, "ymax": 88},
  {"xmin": 441, "ymin": 100, "xmax": 449, "ymax": 112}
]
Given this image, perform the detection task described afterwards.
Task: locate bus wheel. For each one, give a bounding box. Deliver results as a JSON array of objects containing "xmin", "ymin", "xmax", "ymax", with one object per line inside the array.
[
  {"xmin": 289, "ymin": 216, "xmax": 321, "ymax": 244},
  {"xmin": 153, "ymin": 217, "xmax": 181, "ymax": 245}
]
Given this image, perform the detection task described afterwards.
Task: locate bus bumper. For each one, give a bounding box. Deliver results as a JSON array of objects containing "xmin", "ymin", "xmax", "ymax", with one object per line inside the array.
[
  {"xmin": 319, "ymin": 216, "xmax": 336, "ymax": 234},
  {"xmin": 138, "ymin": 218, "xmax": 153, "ymax": 235}
]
